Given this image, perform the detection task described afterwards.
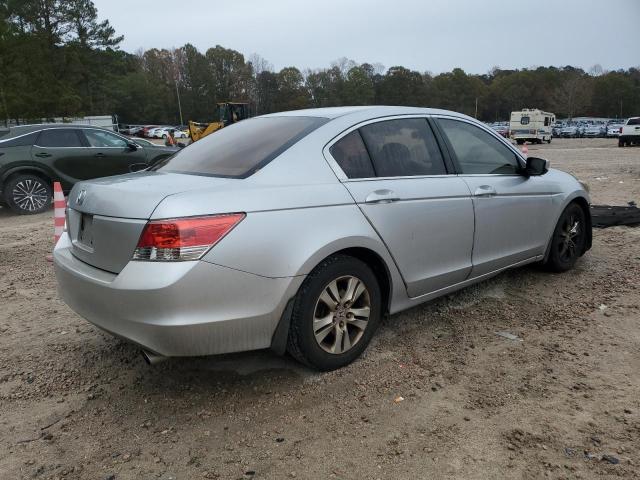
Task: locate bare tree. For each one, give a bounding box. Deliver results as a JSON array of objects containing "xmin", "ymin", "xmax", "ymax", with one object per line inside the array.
[
  {"xmin": 248, "ymin": 53, "xmax": 273, "ymax": 75},
  {"xmin": 552, "ymin": 73, "xmax": 592, "ymax": 118}
]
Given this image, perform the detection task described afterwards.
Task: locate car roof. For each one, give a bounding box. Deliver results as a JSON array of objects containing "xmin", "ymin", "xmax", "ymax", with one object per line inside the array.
[{"xmin": 260, "ymin": 105, "xmax": 468, "ymax": 120}]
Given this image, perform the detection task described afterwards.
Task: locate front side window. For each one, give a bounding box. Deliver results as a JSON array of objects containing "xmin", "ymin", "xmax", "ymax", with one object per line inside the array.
[
  {"xmin": 329, "ymin": 130, "xmax": 375, "ymax": 179},
  {"xmin": 438, "ymin": 119, "xmax": 520, "ymax": 175},
  {"xmin": 36, "ymin": 129, "xmax": 82, "ymax": 148},
  {"xmin": 83, "ymin": 129, "xmax": 128, "ymax": 148},
  {"xmin": 152, "ymin": 116, "xmax": 328, "ymax": 178},
  {"xmin": 628, "ymin": 118, "xmax": 640, "ymax": 126},
  {"xmin": 359, "ymin": 118, "xmax": 446, "ymax": 177}
]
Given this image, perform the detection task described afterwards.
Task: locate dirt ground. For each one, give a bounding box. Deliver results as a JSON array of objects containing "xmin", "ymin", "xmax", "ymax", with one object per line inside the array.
[{"xmin": 1, "ymin": 138, "xmax": 639, "ymax": 480}]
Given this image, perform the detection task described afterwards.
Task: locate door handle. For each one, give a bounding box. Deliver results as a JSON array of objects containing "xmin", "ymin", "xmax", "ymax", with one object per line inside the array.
[
  {"xmin": 473, "ymin": 185, "xmax": 497, "ymax": 197},
  {"xmin": 365, "ymin": 189, "xmax": 400, "ymax": 204},
  {"xmin": 35, "ymin": 152, "xmax": 52, "ymax": 158},
  {"xmin": 94, "ymin": 153, "xmax": 105, "ymax": 157}
]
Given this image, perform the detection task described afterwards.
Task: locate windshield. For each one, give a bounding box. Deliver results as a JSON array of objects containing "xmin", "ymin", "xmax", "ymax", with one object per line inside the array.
[{"xmin": 151, "ymin": 116, "xmax": 328, "ymax": 178}]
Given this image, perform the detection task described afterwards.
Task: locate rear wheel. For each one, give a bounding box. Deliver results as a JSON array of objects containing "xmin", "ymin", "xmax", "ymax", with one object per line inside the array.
[
  {"xmin": 287, "ymin": 255, "xmax": 382, "ymax": 371},
  {"xmin": 544, "ymin": 203, "xmax": 587, "ymax": 272},
  {"xmin": 619, "ymin": 139, "xmax": 625, "ymax": 147},
  {"xmin": 516, "ymin": 139, "xmax": 524, "ymax": 145},
  {"xmin": 3, "ymin": 174, "xmax": 52, "ymax": 215}
]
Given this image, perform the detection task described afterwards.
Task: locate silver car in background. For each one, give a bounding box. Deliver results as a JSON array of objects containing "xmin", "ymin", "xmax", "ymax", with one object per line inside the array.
[{"xmin": 54, "ymin": 106, "xmax": 592, "ymax": 371}]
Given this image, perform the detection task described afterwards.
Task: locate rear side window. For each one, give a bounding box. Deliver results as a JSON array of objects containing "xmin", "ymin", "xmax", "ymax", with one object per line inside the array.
[
  {"xmin": 359, "ymin": 118, "xmax": 446, "ymax": 177},
  {"xmin": 151, "ymin": 116, "xmax": 328, "ymax": 178},
  {"xmin": 330, "ymin": 130, "xmax": 375, "ymax": 179},
  {"xmin": 37, "ymin": 129, "xmax": 82, "ymax": 147},
  {"xmin": 0, "ymin": 131, "xmax": 40, "ymax": 147},
  {"xmin": 628, "ymin": 118, "xmax": 640, "ymax": 126},
  {"xmin": 438, "ymin": 119, "xmax": 520, "ymax": 175}
]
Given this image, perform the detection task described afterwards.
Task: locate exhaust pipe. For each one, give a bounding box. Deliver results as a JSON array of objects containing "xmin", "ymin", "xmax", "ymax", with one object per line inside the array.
[{"xmin": 141, "ymin": 350, "xmax": 167, "ymax": 365}]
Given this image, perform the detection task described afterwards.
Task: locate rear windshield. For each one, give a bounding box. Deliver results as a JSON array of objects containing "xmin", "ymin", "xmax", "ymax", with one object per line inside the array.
[{"xmin": 151, "ymin": 116, "xmax": 328, "ymax": 178}]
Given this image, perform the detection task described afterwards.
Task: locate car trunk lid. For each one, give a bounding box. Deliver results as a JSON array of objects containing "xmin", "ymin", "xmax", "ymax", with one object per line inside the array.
[{"xmin": 66, "ymin": 172, "xmax": 238, "ymax": 273}]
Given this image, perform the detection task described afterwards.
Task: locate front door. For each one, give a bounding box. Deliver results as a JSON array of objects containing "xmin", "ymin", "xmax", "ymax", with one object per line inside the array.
[
  {"xmin": 435, "ymin": 117, "xmax": 557, "ymax": 277},
  {"xmin": 80, "ymin": 128, "xmax": 147, "ymax": 177},
  {"xmin": 327, "ymin": 117, "xmax": 475, "ymax": 298}
]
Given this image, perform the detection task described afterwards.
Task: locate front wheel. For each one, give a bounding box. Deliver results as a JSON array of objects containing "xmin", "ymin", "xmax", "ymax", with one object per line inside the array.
[
  {"xmin": 544, "ymin": 203, "xmax": 587, "ymax": 272},
  {"xmin": 4, "ymin": 174, "xmax": 52, "ymax": 215},
  {"xmin": 287, "ymin": 255, "xmax": 382, "ymax": 371}
]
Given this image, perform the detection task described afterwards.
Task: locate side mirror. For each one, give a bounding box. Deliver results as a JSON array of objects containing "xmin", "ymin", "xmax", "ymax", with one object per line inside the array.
[
  {"xmin": 523, "ymin": 156, "xmax": 549, "ymax": 176},
  {"xmin": 127, "ymin": 142, "xmax": 138, "ymax": 151}
]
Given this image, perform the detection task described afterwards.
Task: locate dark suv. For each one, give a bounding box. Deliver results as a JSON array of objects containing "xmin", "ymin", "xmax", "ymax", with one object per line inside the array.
[{"xmin": 0, "ymin": 124, "xmax": 178, "ymax": 214}]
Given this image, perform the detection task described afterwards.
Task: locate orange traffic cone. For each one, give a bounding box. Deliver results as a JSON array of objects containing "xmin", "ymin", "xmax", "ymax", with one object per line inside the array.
[{"xmin": 46, "ymin": 182, "xmax": 66, "ymax": 262}]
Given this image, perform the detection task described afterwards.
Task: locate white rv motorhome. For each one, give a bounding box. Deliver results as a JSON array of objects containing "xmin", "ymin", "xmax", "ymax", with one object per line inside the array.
[{"xmin": 510, "ymin": 109, "xmax": 555, "ymax": 144}]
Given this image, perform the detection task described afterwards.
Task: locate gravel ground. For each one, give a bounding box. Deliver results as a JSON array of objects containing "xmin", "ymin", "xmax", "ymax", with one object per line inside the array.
[{"xmin": 0, "ymin": 138, "xmax": 639, "ymax": 479}]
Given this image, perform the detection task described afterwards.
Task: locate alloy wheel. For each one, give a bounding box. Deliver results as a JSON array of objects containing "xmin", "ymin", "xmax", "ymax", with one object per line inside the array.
[
  {"xmin": 12, "ymin": 178, "xmax": 49, "ymax": 212},
  {"xmin": 313, "ymin": 275, "xmax": 371, "ymax": 354},
  {"xmin": 557, "ymin": 213, "xmax": 582, "ymax": 262}
]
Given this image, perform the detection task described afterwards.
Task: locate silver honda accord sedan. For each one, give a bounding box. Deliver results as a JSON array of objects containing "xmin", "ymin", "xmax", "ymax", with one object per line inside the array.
[{"xmin": 54, "ymin": 106, "xmax": 591, "ymax": 371}]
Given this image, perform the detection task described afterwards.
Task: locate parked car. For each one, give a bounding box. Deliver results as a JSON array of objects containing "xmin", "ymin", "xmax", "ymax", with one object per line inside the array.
[
  {"xmin": 552, "ymin": 123, "xmax": 565, "ymax": 137},
  {"xmin": 53, "ymin": 106, "xmax": 592, "ymax": 371},
  {"xmin": 490, "ymin": 123, "xmax": 509, "ymax": 138},
  {"xmin": 606, "ymin": 124, "xmax": 623, "ymax": 137},
  {"xmin": 157, "ymin": 127, "xmax": 188, "ymax": 139},
  {"xmin": 124, "ymin": 126, "xmax": 144, "ymax": 136},
  {"xmin": 0, "ymin": 124, "xmax": 178, "ymax": 214},
  {"xmin": 148, "ymin": 127, "xmax": 169, "ymax": 139},
  {"xmin": 561, "ymin": 125, "xmax": 580, "ymax": 138},
  {"xmin": 619, "ymin": 117, "xmax": 640, "ymax": 147},
  {"xmin": 138, "ymin": 125, "xmax": 157, "ymax": 138},
  {"xmin": 583, "ymin": 124, "xmax": 605, "ymax": 138}
]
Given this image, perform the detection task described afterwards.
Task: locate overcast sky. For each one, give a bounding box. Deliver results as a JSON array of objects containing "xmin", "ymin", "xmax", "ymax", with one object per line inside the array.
[{"xmin": 94, "ymin": 0, "xmax": 640, "ymax": 74}]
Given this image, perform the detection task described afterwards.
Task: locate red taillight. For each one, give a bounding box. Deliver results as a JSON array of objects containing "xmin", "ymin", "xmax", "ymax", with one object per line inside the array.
[{"xmin": 133, "ymin": 213, "xmax": 245, "ymax": 261}]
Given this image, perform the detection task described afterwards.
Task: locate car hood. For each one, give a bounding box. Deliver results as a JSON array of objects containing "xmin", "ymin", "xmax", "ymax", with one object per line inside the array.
[{"xmin": 68, "ymin": 171, "xmax": 233, "ymax": 219}]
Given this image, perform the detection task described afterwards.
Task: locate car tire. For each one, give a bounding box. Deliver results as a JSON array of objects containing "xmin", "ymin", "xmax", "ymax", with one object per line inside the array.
[
  {"xmin": 618, "ymin": 140, "xmax": 624, "ymax": 147},
  {"xmin": 287, "ymin": 254, "xmax": 382, "ymax": 371},
  {"xmin": 547, "ymin": 137, "xmax": 552, "ymax": 144},
  {"xmin": 4, "ymin": 173, "xmax": 52, "ymax": 215},
  {"xmin": 516, "ymin": 139, "xmax": 524, "ymax": 145},
  {"xmin": 162, "ymin": 134, "xmax": 167, "ymax": 139},
  {"xmin": 544, "ymin": 203, "xmax": 587, "ymax": 273}
]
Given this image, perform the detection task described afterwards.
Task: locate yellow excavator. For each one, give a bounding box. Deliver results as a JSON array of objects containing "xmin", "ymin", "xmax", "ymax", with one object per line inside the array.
[{"xmin": 188, "ymin": 102, "xmax": 251, "ymax": 142}]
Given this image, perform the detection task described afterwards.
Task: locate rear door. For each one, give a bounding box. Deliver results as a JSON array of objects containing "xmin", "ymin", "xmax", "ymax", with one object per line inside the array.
[
  {"xmin": 326, "ymin": 116, "xmax": 475, "ymax": 298},
  {"xmin": 31, "ymin": 129, "xmax": 90, "ymax": 183},
  {"xmin": 80, "ymin": 128, "xmax": 148, "ymax": 177},
  {"xmin": 434, "ymin": 116, "xmax": 557, "ymax": 277}
]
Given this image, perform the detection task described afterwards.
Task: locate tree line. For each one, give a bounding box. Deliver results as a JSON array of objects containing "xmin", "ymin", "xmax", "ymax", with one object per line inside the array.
[{"xmin": 2, "ymin": 0, "xmax": 639, "ymax": 126}]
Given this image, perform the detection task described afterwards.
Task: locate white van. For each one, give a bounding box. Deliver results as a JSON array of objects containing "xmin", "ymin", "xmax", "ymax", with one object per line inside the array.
[{"xmin": 510, "ymin": 109, "xmax": 555, "ymax": 144}]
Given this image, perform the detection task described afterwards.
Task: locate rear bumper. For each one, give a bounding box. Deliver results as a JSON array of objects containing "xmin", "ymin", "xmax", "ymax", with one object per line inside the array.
[{"xmin": 53, "ymin": 233, "xmax": 304, "ymax": 357}]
